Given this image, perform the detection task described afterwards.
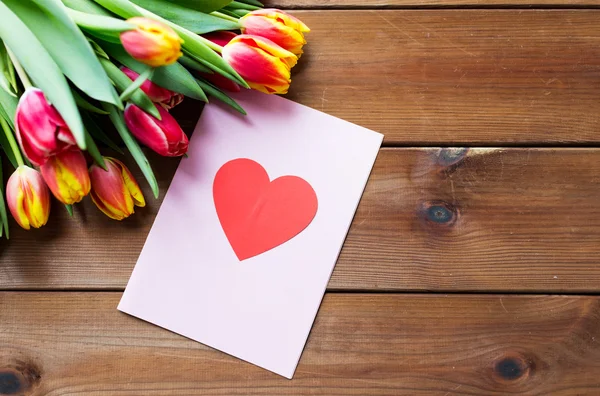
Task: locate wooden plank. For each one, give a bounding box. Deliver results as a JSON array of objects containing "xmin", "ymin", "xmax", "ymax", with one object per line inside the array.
[
  {"xmin": 1, "ymin": 292, "xmax": 600, "ymax": 395},
  {"xmin": 269, "ymin": 0, "xmax": 600, "ymax": 8},
  {"xmin": 2, "ymin": 148, "xmax": 600, "ymax": 292},
  {"xmin": 272, "ymin": 10, "xmax": 600, "ymax": 145}
]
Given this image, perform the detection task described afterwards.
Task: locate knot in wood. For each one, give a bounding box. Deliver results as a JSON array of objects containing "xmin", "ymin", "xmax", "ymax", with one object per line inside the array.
[
  {"xmin": 436, "ymin": 147, "xmax": 469, "ymax": 167},
  {"xmin": 418, "ymin": 200, "xmax": 459, "ymax": 228},
  {"xmin": 493, "ymin": 354, "xmax": 533, "ymax": 382},
  {"xmin": 0, "ymin": 371, "xmax": 22, "ymax": 395},
  {"xmin": 0, "ymin": 361, "xmax": 42, "ymax": 395}
]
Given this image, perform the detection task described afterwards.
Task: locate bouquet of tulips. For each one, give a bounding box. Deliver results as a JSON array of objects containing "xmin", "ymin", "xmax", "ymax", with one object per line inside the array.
[{"xmin": 0, "ymin": 0, "xmax": 309, "ymax": 237}]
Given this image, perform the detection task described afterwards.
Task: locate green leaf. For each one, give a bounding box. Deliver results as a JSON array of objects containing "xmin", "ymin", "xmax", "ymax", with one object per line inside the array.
[
  {"xmin": 61, "ymin": 0, "xmax": 112, "ymax": 15},
  {"xmin": 88, "ymin": 39, "xmax": 111, "ymax": 60},
  {"xmin": 195, "ymin": 78, "xmax": 246, "ymax": 115},
  {"xmin": 102, "ymin": 43, "xmax": 208, "ymax": 102},
  {"xmin": 99, "ymin": 58, "xmax": 161, "ymax": 119},
  {"xmin": 66, "ymin": 7, "xmax": 135, "ymax": 39},
  {"xmin": 236, "ymin": 0, "xmax": 263, "ymax": 6},
  {"xmin": 103, "ymin": 103, "xmax": 159, "ymax": 198},
  {"xmin": 91, "ymin": 0, "xmax": 139, "ymax": 18},
  {"xmin": 0, "ymin": 87, "xmax": 18, "ymax": 129},
  {"xmin": 129, "ymin": 0, "xmax": 239, "ymax": 34},
  {"xmin": 178, "ymin": 56, "xmax": 213, "ymax": 74},
  {"xmin": 227, "ymin": 1, "xmax": 259, "ymax": 10},
  {"xmin": 65, "ymin": 204, "xmax": 74, "ymax": 216},
  {"xmin": 119, "ymin": 67, "xmax": 153, "ymax": 102},
  {"xmin": 163, "ymin": 0, "xmax": 232, "ymax": 13},
  {"xmin": 217, "ymin": 8, "xmax": 242, "ymax": 18},
  {"xmin": 0, "ymin": 115, "xmax": 18, "ymax": 169},
  {"xmin": 0, "ymin": 159, "xmax": 9, "ymax": 239},
  {"xmin": 6, "ymin": 0, "xmax": 121, "ymax": 108},
  {"xmin": 84, "ymin": 128, "xmax": 107, "ymax": 170},
  {"xmin": 0, "ymin": 1, "xmax": 86, "ymax": 148},
  {"xmin": 0, "ymin": 41, "xmax": 17, "ymax": 97},
  {"xmin": 82, "ymin": 112, "xmax": 124, "ymax": 154},
  {"xmin": 72, "ymin": 89, "xmax": 109, "ymax": 115}
]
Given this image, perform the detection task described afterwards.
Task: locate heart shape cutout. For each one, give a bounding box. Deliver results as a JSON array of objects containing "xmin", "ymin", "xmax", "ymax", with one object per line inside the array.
[{"xmin": 213, "ymin": 158, "xmax": 318, "ymax": 261}]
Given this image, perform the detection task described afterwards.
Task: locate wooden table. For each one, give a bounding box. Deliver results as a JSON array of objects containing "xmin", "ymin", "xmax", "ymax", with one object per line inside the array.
[{"xmin": 3, "ymin": 1, "xmax": 600, "ymax": 395}]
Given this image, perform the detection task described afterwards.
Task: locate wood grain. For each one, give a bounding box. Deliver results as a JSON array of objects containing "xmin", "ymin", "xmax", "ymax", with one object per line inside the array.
[
  {"xmin": 3, "ymin": 148, "xmax": 600, "ymax": 292},
  {"xmin": 1, "ymin": 292, "xmax": 600, "ymax": 395},
  {"xmin": 273, "ymin": 10, "xmax": 600, "ymax": 145},
  {"xmin": 269, "ymin": 0, "xmax": 600, "ymax": 8}
]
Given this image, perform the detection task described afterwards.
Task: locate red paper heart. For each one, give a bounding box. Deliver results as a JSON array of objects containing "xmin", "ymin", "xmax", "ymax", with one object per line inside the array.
[{"xmin": 213, "ymin": 158, "xmax": 318, "ymax": 261}]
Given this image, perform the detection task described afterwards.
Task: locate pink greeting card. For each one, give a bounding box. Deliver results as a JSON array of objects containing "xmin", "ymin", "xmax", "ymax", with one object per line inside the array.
[{"xmin": 118, "ymin": 90, "xmax": 383, "ymax": 378}]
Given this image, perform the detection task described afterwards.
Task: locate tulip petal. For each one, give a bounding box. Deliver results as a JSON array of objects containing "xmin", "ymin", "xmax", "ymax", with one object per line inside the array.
[{"xmin": 113, "ymin": 158, "xmax": 146, "ymax": 208}]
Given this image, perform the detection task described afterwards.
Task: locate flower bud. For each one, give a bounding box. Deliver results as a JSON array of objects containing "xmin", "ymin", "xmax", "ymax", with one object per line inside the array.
[
  {"xmin": 40, "ymin": 149, "xmax": 91, "ymax": 205},
  {"xmin": 89, "ymin": 157, "xmax": 145, "ymax": 221},
  {"xmin": 124, "ymin": 103, "xmax": 188, "ymax": 157},
  {"xmin": 240, "ymin": 9, "xmax": 310, "ymax": 56},
  {"xmin": 15, "ymin": 88, "xmax": 76, "ymax": 166},
  {"xmin": 222, "ymin": 35, "xmax": 298, "ymax": 95},
  {"xmin": 120, "ymin": 17, "xmax": 183, "ymax": 67},
  {"xmin": 6, "ymin": 165, "xmax": 51, "ymax": 230}
]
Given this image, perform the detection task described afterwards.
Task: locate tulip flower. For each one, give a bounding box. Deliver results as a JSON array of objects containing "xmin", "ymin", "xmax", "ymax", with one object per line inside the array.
[
  {"xmin": 6, "ymin": 165, "xmax": 50, "ymax": 230},
  {"xmin": 120, "ymin": 17, "xmax": 183, "ymax": 67},
  {"xmin": 200, "ymin": 32, "xmax": 241, "ymax": 93},
  {"xmin": 89, "ymin": 157, "xmax": 145, "ymax": 221},
  {"xmin": 15, "ymin": 87, "xmax": 77, "ymax": 166},
  {"xmin": 222, "ymin": 35, "xmax": 298, "ymax": 95},
  {"xmin": 124, "ymin": 103, "xmax": 188, "ymax": 157},
  {"xmin": 240, "ymin": 9, "xmax": 310, "ymax": 56},
  {"xmin": 121, "ymin": 67, "xmax": 184, "ymax": 109},
  {"xmin": 40, "ymin": 149, "xmax": 91, "ymax": 205}
]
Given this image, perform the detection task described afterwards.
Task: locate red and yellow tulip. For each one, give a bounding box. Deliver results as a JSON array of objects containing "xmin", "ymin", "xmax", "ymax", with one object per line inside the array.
[
  {"xmin": 15, "ymin": 87, "xmax": 77, "ymax": 166},
  {"xmin": 40, "ymin": 149, "xmax": 91, "ymax": 205},
  {"xmin": 124, "ymin": 103, "xmax": 188, "ymax": 157},
  {"xmin": 240, "ymin": 9, "xmax": 310, "ymax": 56},
  {"xmin": 120, "ymin": 17, "xmax": 183, "ymax": 67},
  {"xmin": 222, "ymin": 34, "xmax": 298, "ymax": 95},
  {"xmin": 6, "ymin": 165, "xmax": 51, "ymax": 230},
  {"xmin": 121, "ymin": 66, "xmax": 184, "ymax": 109},
  {"xmin": 89, "ymin": 158, "xmax": 145, "ymax": 221}
]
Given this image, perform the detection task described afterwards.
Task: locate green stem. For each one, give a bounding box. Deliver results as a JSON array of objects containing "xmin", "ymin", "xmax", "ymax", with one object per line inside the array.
[
  {"xmin": 5, "ymin": 47, "xmax": 32, "ymax": 90},
  {"xmin": 210, "ymin": 11, "xmax": 240, "ymax": 23},
  {"xmin": 119, "ymin": 67, "xmax": 153, "ymax": 102},
  {"xmin": 0, "ymin": 116, "xmax": 24, "ymax": 167},
  {"xmin": 197, "ymin": 35, "xmax": 223, "ymax": 54}
]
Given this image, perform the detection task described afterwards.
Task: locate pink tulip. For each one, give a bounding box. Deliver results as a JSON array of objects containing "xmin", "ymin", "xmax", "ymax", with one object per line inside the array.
[
  {"xmin": 124, "ymin": 103, "xmax": 188, "ymax": 157},
  {"xmin": 199, "ymin": 32, "xmax": 241, "ymax": 93},
  {"xmin": 6, "ymin": 165, "xmax": 51, "ymax": 230},
  {"xmin": 15, "ymin": 88, "xmax": 77, "ymax": 166},
  {"xmin": 120, "ymin": 66, "xmax": 184, "ymax": 109},
  {"xmin": 89, "ymin": 157, "xmax": 145, "ymax": 221}
]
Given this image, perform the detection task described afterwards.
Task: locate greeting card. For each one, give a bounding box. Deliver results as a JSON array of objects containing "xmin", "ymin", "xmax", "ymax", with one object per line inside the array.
[{"xmin": 118, "ymin": 90, "xmax": 383, "ymax": 378}]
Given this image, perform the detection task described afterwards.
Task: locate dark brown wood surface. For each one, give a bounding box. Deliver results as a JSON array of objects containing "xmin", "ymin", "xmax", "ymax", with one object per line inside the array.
[
  {"xmin": 285, "ymin": 10, "xmax": 600, "ymax": 145},
  {"xmin": 2, "ymin": 293, "xmax": 600, "ymax": 395},
  {"xmin": 2, "ymin": 3, "xmax": 600, "ymax": 396},
  {"xmin": 273, "ymin": 0, "xmax": 600, "ymax": 7},
  {"xmin": 3, "ymin": 148, "xmax": 600, "ymax": 292}
]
